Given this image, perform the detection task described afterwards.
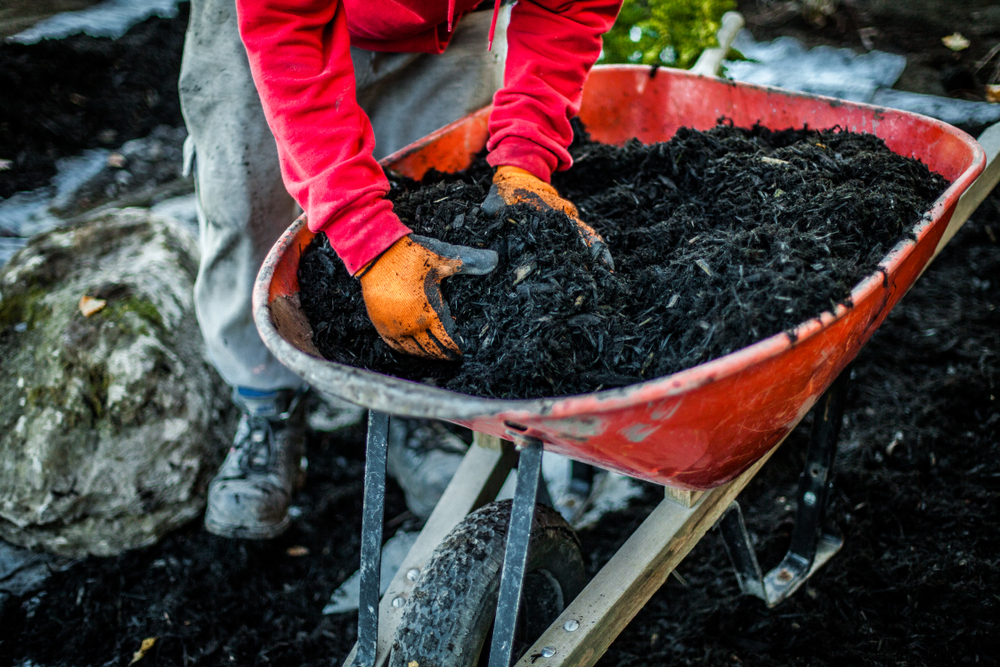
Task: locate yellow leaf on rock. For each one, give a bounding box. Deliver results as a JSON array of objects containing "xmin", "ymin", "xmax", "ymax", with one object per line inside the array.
[
  {"xmin": 78, "ymin": 295, "xmax": 107, "ymax": 317},
  {"xmin": 130, "ymin": 637, "xmax": 157, "ymax": 664},
  {"xmin": 986, "ymin": 85, "xmax": 1000, "ymax": 104}
]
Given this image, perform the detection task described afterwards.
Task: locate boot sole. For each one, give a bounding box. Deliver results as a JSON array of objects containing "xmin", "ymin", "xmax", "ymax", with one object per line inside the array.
[{"xmin": 204, "ymin": 512, "xmax": 292, "ymax": 540}]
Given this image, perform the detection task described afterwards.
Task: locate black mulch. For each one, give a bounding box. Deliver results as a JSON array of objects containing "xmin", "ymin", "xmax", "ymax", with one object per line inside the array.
[{"xmin": 298, "ymin": 122, "xmax": 948, "ymax": 400}]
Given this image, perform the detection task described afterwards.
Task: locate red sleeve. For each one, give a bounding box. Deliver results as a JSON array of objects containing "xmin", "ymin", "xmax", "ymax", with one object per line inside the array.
[
  {"xmin": 236, "ymin": 0, "xmax": 410, "ymax": 275},
  {"xmin": 486, "ymin": 0, "xmax": 622, "ymax": 183}
]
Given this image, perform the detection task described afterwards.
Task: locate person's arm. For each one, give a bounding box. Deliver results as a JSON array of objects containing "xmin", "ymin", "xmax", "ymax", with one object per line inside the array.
[
  {"xmin": 238, "ymin": 1, "xmax": 498, "ymax": 359},
  {"xmin": 486, "ymin": 0, "xmax": 622, "ymax": 182},
  {"xmin": 237, "ymin": 0, "xmax": 410, "ymax": 275},
  {"xmin": 483, "ymin": 0, "xmax": 622, "ymax": 268}
]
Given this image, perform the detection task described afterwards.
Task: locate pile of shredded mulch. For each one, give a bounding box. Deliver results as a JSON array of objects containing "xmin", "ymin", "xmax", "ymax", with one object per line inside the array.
[{"xmin": 299, "ymin": 122, "xmax": 948, "ymax": 399}]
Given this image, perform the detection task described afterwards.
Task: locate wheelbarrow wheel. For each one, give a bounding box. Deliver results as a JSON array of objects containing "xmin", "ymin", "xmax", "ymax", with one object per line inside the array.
[{"xmin": 390, "ymin": 499, "xmax": 586, "ymax": 667}]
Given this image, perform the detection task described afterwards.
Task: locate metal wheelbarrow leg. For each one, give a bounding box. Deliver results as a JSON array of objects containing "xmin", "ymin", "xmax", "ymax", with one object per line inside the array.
[
  {"xmin": 719, "ymin": 370, "xmax": 849, "ymax": 607},
  {"xmin": 341, "ymin": 421, "xmax": 797, "ymax": 667},
  {"xmin": 347, "ymin": 425, "xmax": 561, "ymax": 667},
  {"xmin": 344, "ymin": 428, "xmax": 519, "ymax": 667}
]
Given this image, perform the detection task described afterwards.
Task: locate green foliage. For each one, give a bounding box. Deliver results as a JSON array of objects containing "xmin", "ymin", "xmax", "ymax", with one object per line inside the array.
[{"xmin": 601, "ymin": 0, "xmax": 735, "ymax": 69}]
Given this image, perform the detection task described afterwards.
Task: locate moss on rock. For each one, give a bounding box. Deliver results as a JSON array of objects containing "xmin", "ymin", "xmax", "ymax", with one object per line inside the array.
[{"xmin": 0, "ymin": 209, "xmax": 234, "ymax": 557}]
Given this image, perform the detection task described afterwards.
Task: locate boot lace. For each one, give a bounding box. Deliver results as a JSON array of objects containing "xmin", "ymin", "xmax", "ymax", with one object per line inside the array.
[{"xmin": 236, "ymin": 415, "xmax": 276, "ymax": 474}]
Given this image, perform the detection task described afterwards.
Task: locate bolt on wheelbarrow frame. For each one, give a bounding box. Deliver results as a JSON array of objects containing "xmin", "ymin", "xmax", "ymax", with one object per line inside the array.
[{"xmin": 253, "ymin": 66, "xmax": 991, "ymax": 667}]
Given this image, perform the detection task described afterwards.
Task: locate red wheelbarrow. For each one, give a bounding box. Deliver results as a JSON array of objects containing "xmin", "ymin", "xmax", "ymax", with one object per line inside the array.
[{"xmin": 253, "ymin": 66, "xmax": 993, "ymax": 667}]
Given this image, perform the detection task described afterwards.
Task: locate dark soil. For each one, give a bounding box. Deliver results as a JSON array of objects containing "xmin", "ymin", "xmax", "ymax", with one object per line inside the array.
[
  {"xmin": 299, "ymin": 123, "xmax": 947, "ymax": 399},
  {"xmin": 737, "ymin": 0, "xmax": 1000, "ymax": 114},
  {"xmin": 0, "ymin": 4, "xmax": 189, "ymax": 199}
]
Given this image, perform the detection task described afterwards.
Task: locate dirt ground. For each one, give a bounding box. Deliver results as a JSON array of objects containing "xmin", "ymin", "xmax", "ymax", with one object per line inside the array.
[
  {"xmin": 1, "ymin": 2, "xmax": 999, "ymax": 666},
  {"xmin": 738, "ymin": 0, "xmax": 1000, "ymax": 102},
  {"xmin": 0, "ymin": 0, "xmax": 101, "ymax": 39}
]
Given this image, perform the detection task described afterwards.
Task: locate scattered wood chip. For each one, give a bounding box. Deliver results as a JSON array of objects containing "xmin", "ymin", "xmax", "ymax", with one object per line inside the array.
[
  {"xmin": 695, "ymin": 259, "xmax": 713, "ymax": 276},
  {"xmin": 512, "ymin": 262, "xmax": 535, "ymax": 285},
  {"xmin": 986, "ymin": 85, "xmax": 1000, "ymax": 104},
  {"xmin": 0, "ymin": 159, "xmax": 11, "ymax": 171},
  {"xmin": 130, "ymin": 637, "xmax": 157, "ymax": 664},
  {"xmin": 286, "ymin": 545, "xmax": 310, "ymax": 557},
  {"xmin": 79, "ymin": 295, "xmax": 107, "ymax": 317},
  {"xmin": 107, "ymin": 153, "xmax": 127, "ymax": 168},
  {"xmin": 760, "ymin": 156, "xmax": 790, "ymax": 165},
  {"xmin": 942, "ymin": 33, "xmax": 970, "ymax": 51},
  {"xmin": 886, "ymin": 430, "xmax": 904, "ymax": 456},
  {"xmin": 858, "ymin": 27, "xmax": 878, "ymax": 51}
]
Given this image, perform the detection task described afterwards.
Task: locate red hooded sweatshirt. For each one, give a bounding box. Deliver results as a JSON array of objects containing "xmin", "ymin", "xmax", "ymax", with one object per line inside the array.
[{"xmin": 237, "ymin": 0, "xmax": 622, "ymax": 275}]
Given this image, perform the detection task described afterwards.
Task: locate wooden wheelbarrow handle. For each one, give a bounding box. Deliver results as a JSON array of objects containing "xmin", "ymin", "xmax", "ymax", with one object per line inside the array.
[
  {"xmin": 933, "ymin": 121, "xmax": 1000, "ymax": 259},
  {"xmin": 690, "ymin": 11, "xmax": 745, "ymax": 78}
]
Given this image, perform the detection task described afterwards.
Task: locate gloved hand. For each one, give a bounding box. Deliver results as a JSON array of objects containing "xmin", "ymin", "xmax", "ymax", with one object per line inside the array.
[
  {"xmin": 481, "ymin": 165, "xmax": 614, "ymax": 270},
  {"xmin": 358, "ymin": 234, "xmax": 498, "ymax": 359}
]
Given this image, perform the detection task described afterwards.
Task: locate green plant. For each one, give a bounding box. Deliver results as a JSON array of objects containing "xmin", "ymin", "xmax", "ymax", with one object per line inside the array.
[{"xmin": 601, "ymin": 0, "xmax": 735, "ymax": 69}]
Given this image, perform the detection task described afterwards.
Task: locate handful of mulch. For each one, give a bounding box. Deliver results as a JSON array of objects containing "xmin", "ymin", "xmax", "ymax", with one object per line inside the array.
[{"xmin": 298, "ymin": 122, "xmax": 948, "ymax": 400}]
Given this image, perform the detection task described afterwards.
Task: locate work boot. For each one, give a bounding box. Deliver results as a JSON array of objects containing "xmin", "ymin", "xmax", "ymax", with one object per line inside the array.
[
  {"xmin": 204, "ymin": 388, "xmax": 308, "ymax": 539},
  {"xmin": 386, "ymin": 418, "xmax": 469, "ymax": 520},
  {"xmin": 305, "ymin": 390, "xmax": 365, "ymax": 432}
]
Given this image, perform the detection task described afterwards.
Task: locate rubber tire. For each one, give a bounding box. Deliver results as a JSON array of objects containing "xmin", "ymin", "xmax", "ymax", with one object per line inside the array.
[{"xmin": 390, "ymin": 499, "xmax": 586, "ymax": 667}]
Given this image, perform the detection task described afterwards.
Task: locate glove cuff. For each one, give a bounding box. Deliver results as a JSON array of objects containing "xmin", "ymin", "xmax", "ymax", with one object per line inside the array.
[{"xmin": 487, "ymin": 136, "xmax": 558, "ymax": 183}]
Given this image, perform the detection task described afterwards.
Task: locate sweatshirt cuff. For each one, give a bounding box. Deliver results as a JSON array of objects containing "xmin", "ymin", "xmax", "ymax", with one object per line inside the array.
[
  {"xmin": 487, "ymin": 136, "xmax": 560, "ymax": 183},
  {"xmin": 313, "ymin": 199, "xmax": 412, "ymax": 276}
]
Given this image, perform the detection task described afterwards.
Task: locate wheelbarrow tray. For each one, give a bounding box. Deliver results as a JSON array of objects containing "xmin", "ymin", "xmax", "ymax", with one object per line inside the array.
[{"xmin": 254, "ymin": 65, "xmax": 985, "ymax": 491}]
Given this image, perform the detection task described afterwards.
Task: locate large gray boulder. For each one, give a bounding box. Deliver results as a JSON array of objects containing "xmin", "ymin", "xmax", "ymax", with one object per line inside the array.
[{"xmin": 0, "ymin": 209, "xmax": 232, "ymax": 557}]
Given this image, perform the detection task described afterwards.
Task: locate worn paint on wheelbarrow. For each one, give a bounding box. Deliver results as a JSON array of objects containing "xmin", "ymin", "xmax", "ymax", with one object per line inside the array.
[{"xmin": 254, "ymin": 66, "xmax": 985, "ymax": 491}]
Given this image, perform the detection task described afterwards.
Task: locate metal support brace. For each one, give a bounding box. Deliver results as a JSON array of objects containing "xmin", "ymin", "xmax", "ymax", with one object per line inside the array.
[
  {"xmin": 719, "ymin": 370, "xmax": 849, "ymax": 607},
  {"xmin": 357, "ymin": 411, "xmax": 389, "ymax": 667},
  {"xmin": 489, "ymin": 437, "xmax": 544, "ymax": 667}
]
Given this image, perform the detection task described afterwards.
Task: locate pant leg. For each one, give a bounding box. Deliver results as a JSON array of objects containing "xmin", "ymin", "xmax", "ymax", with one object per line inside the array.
[
  {"xmin": 353, "ymin": 7, "xmax": 509, "ymax": 159},
  {"xmin": 178, "ymin": 0, "xmax": 303, "ymax": 392}
]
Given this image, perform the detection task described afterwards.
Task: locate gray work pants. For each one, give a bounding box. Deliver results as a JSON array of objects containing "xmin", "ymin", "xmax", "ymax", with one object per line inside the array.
[{"xmin": 178, "ymin": 1, "xmax": 507, "ymax": 395}]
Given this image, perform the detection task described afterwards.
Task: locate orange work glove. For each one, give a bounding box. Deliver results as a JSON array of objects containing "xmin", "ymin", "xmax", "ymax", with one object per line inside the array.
[
  {"xmin": 358, "ymin": 234, "xmax": 498, "ymax": 360},
  {"xmin": 481, "ymin": 166, "xmax": 614, "ymax": 270}
]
